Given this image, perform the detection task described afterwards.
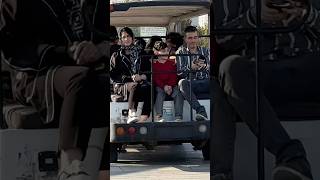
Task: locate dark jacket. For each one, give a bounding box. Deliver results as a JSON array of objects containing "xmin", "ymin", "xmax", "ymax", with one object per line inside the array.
[
  {"xmin": 175, "ymin": 46, "xmax": 210, "ymax": 80},
  {"xmin": 1, "ymin": 0, "xmax": 108, "ymax": 71},
  {"xmin": 215, "ymin": 0, "xmax": 320, "ymax": 59},
  {"xmin": 110, "ymin": 47, "xmax": 151, "ymax": 83},
  {"xmin": 0, "ymin": 0, "xmax": 108, "ymax": 124}
]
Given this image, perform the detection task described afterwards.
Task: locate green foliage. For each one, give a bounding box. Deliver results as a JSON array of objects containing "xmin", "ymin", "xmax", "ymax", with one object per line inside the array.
[{"xmin": 198, "ymin": 24, "xmax": 209, "ymax": 48}]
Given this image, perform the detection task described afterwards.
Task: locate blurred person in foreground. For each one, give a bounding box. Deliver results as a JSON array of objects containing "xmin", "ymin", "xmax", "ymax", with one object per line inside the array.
[
  {"xmin": 1, "ymin": 0, "xmax": 109, "ymax": 179},
  {"xmin": 212, "ymin": 0, "xmax": 319, "ymax": 179}
]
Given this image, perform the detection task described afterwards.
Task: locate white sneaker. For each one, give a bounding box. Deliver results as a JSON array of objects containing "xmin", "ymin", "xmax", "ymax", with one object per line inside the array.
[
  {"xmin": 158, "ymin": 118, "xmax": 165, "ymax": 122},
  {"xmin": 127, "ymin": 116, "xmax": 139, "ymax": 123},
  {"xmin": 127, "ymin": 111, "xmax": 139, "ymax": 124},
  {"xmin": 58, "ymin": 160, "xmax": 91, "ymax": 180},
  {"xmin": 175, "ymin": 118, "xmax": 183, "ymax": 122},
  {"xmin": 195, "ymin": 113, "xmax": 208, "ymax": 121},
  {"xmin": 195, "ymin": 107, "xmax": 208, "ymax": 121},
  {"xmin": 127, "ymin": 115, "xmax": 139, "ymax": 124},
  {"xmin": 155, "ymin": 115, "xmax": 165, "ymax": 122}
]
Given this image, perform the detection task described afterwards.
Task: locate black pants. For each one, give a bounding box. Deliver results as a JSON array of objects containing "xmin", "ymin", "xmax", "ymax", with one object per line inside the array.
[
  {"xmin": 26, "ymin": 66, "xmax": 107, "ymax": 160},
  {"xmin": 211, "ymin": 53, "xmax": 320, "ymax": 174},
  {"xmin": 127, "ymin": 82, "xmax": 151, "ymax": 116},
  {"xmin": 54, "ymin": 66, "xmax": 107, "ymax": 153},
  {"xmin": 99, "ymin": 141, "xmax": 109, "ymax": 170}
]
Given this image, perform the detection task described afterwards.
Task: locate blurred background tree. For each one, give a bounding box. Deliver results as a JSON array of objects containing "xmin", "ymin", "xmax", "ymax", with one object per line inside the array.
[{"xmin": 198, "ymin": 24, "xmax": 209, "ymax": 48}]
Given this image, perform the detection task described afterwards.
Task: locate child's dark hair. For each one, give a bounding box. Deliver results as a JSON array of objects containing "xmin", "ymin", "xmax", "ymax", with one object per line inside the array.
[
  {"xmin": 153, "ymin": 41, "xmax": 167, "ymax": 51},
  {"xmin": 146, "ymin": 36, "xmax": 162, "ymax": 49}
]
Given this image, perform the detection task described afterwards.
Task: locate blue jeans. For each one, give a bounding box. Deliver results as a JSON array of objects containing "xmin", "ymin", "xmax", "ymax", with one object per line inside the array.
[
  {"xmin": 154, "ymin": 86, "xmax": 184, "ymax": 118},
  {"xmin": 178, "ymin": 78, "xmax": 209, "ymax": 112}
]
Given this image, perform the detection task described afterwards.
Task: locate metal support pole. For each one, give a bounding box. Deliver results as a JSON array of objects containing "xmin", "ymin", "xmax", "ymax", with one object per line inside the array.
[
  {"xmin": 0, "ymin": 54, "xmax": 2, "ymax": 128},
  {"xmin": 255, "ymin": 0, "xmax": 265, "ymax": 179}
]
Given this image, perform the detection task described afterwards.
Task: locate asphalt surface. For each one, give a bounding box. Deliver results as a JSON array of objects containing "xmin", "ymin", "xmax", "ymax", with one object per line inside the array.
[{"xmin": 110, "ymin": 143, "xmax": 210, "ymax": 180}]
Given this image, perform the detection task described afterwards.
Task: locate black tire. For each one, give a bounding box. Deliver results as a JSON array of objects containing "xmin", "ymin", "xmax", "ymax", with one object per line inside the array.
[
  {"xmin": 143, "ymin": 143, "xmax": 155, "ymax": 150},
  {"xmin": 202, "ymin": 140, "xmax": 210, "ymax": 160},
  {"xmin": 110, "ymin": 143, "xmax": 119, "ymax": 163}
]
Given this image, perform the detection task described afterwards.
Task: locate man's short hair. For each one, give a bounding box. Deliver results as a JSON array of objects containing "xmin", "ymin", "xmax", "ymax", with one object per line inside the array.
[{"xmin": 184, "ymin": 26, "xmax": 198, "ymax": 35}]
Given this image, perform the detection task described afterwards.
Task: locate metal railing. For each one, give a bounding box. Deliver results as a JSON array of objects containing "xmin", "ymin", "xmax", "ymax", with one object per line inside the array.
[
  {"xmin": 136, "ymin": 51, "xmax": 210, "ymax": 123},
  {"xmin": 0, "ymin": 53, "xmax": 3, "ymax": 129},
  {"xmin": 210, "ymin": 1, "xmax": 308, "ymax": 179}
]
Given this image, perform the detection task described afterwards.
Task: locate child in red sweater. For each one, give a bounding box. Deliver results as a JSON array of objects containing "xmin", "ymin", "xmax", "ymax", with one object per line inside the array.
[{"xmin": 153, "ymin": 41, "xmax": 184, "ymax": 122}]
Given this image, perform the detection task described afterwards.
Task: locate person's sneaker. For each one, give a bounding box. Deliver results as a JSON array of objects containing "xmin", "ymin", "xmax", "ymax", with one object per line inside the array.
[
  {"xmin": 58, "ymin": 160, "xmax": 91, "ymax": 180},
  {"xmin": 127, "ymin": 112, "xmax": 139, "ymax": 124},
  {"xmin": 272, "ymin": 157, "xmax": 313, "ymax": 180},
  {"xmin": 155, "ymin": 115, "xmax": 165, "ymax": 122},
  {"xmin": 195, "ymin": 106, "xmax": 208, "ymax": 121},
  {"xmin": 211, "ymin": 173, "xmax": 233, "ymax": 180},
  {"xmin": 175, "ymin": 117, "xmax": 183, "ymax": 122}
]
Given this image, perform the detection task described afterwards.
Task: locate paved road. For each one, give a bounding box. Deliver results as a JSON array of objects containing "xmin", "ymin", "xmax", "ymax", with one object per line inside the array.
[{"xmin": 110, "ymin": 143, "xmax": 210, "ymax": 180}]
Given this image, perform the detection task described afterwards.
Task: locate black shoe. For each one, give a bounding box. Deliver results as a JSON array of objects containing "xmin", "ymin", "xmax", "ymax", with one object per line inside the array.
[
  {"xmin": 195, "ymin": 106, "xmax": 208, "ymax": 121},
  {"xmin": 211, "ymin": 173, "xmax": 233, "ymax": 180},
  {"xmin": 273, "ymin": 157, "xmax": 313, "ymax": 180}
]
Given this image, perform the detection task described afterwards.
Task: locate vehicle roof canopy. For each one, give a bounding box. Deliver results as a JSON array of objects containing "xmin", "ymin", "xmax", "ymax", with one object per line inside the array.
[{"xmin": 111, "ymin": 0, "xmax": 210, "ymax": 27}]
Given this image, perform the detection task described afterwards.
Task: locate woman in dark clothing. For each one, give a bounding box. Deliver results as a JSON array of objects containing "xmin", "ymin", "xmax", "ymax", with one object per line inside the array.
[{"xmin": 110, "ymin": 27, "xmax": 151, "ymax": 123}]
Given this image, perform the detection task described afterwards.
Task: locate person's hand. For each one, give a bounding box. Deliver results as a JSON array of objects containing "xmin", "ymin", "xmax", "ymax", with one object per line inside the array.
[
  {"xmin": 68, "ymin": 41, "xmax": 79, "ymax": 59},
  {"xmin": 251, "ymin": 0, "xmax": 288, "ymax": 24},
  {"xmin": 164, "ymin": 85, "xmax": 172, "ymax": 95},
  {"xmin": 96, "ymin": 41, "xmax": 109, "ymax": 57},
  {"xmin": 281, "ymin": 0, "xmax": 308, "ymax": 22},
  {"xmin": 164, "ymin": 85, "xmax": 169, "ymax": 92},
  {"xmin": 258, "ymin": 0, "xmax": 309, "ymax": 24},
  {"xmin": 260, "ymin": 0, "xmax": 289, "ymax": 24},
  {"xmin": 198, "ymin": 62, "xmax": 207, "ymax": 70},
  {"xmin": 169, "ymin": 56, "xmax": 176, "ymax": 61},
  {"xmin": 191, "ymin": 60, "xmax": 201, "ymax": 70},
  {"xmin": 132, "ymin": 74, "xmax": 142, "ymax": 82},
  {"xmin": 167, "ymin": 86, "xmax": 172, "ymax": 95},
  {"xmin": 71, "ymin": 41, "xmax": 104, "ymax": 65}
]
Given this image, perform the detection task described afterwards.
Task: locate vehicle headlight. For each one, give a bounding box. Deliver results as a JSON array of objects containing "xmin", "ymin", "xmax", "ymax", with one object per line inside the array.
[
  {"xmin": 139, "ymin": 127, "xmax": 148, "ymax": 135},
  {"xmin": 199, "ymin": 124, "xmax": 207, "ymax": 133}
]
